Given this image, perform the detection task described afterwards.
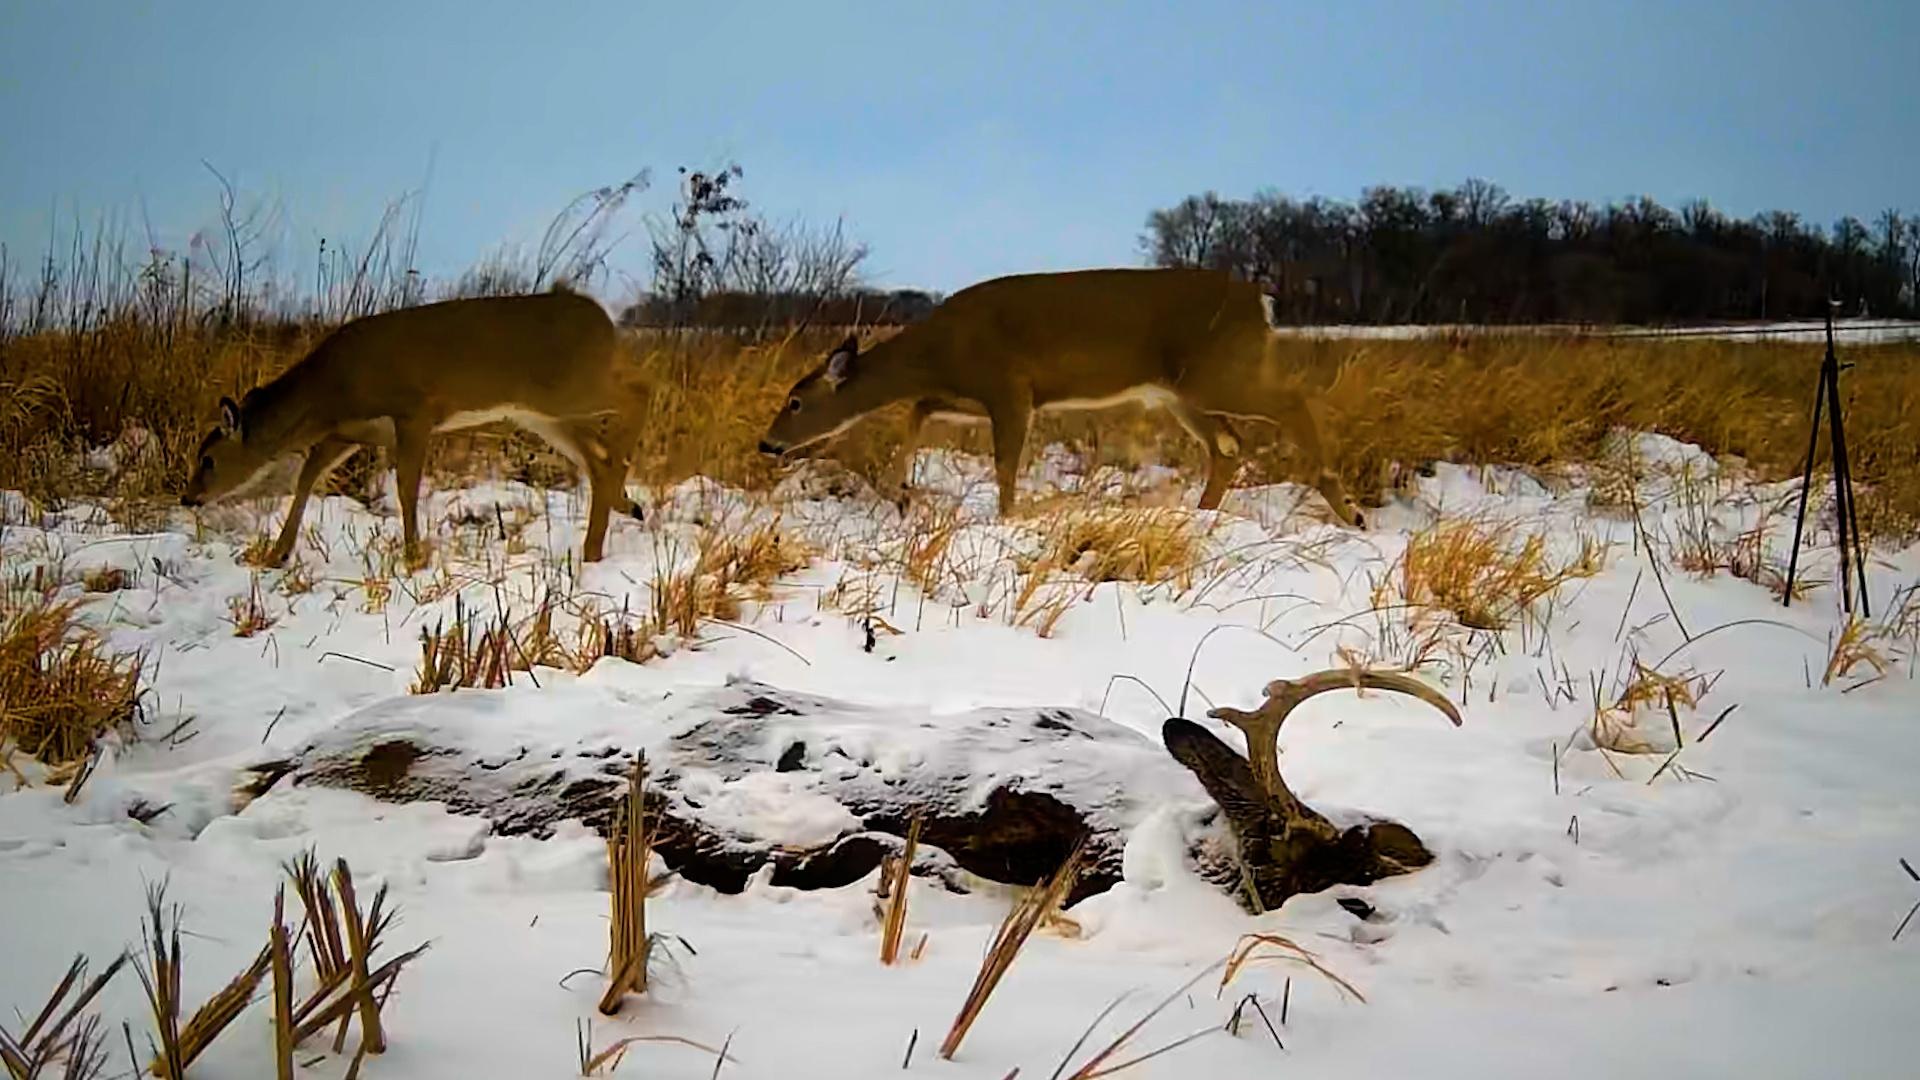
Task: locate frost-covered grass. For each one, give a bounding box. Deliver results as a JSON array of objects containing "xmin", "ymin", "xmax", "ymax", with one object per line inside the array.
[{"xmin": 2, "ymin": 434, "xmax": 1918, "ymax": 1078}]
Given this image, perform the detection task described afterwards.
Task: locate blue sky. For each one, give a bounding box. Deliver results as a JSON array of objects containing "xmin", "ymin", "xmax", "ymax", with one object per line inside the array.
[{"xmin": 2, "ymin": 0, "xmax": 1913, "ymax": 296}]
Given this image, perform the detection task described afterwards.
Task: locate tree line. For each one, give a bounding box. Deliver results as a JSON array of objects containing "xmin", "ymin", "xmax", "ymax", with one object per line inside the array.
[{"xmin": 1140, "ymin": 179, "xmax": 1920, "ymax": 325}]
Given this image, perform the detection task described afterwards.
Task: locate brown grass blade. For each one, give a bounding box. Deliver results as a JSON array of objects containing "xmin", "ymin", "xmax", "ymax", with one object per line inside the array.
[
  {"xmin": 330, "ymin": 859, "xmax": 386, "ymax": 1055},
  {"xmin": 939, "ymin": 838, "xmax": 1086, "ymax": 1061},
  {"xmin": 1058, "ymin": 962, "xmax": 1222, "ymax": 1079},
  {"xmin": 880, "ymin": 813, "xmax": 923, "ymax": 965},
  {"xmin": 1219, "ymin": 933, "xmax": 1365, "ymax": 1004},
  {"xmin": 270, "ymin": 887, "xmax": 294, "ymax": 1080},
  {"xmin": 598, "ymin": 753, "xmax": 653, "ymax": 1014}
]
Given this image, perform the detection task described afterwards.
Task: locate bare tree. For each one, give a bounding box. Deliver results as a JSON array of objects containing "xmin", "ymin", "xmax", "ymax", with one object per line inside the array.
[{"xmin": 199, "ymin": 162, "xmax": 282, "ymax": 324}]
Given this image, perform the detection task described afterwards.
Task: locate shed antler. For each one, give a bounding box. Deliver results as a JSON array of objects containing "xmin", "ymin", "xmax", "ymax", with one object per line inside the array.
[{"xmin": 1207, "ymin": 669, "xmax": 1462, "ymax": 801}]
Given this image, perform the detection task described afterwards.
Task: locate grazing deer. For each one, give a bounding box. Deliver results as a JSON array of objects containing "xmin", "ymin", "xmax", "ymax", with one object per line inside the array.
[
  {"xmin": 183, "ymin": 290, "xmax": 648, "ymax": 566},
  {"xmin": 758, "ymin": 268, "xmax": 1363, "ymax": 524}
]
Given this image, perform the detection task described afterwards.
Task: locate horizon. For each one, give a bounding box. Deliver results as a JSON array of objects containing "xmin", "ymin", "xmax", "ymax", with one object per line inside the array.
[{"xmin": 3, "ymin": 1, "xmax": 1915, "ymax": 298}]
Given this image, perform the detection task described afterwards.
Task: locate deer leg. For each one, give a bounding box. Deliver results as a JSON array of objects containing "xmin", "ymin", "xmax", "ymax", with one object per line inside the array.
[
  {"xmin": 1164, "ymin": 396, "xmax": 1241, "ymax": 511},
  {"xmin": 888, "ymin": 399, "xmax": 936, "ymax": 508},
  {"xmin": 574, "ymin": 420, "xmax": 636, "ymax": 563},
  {"xmin": 392, "ymin": 421, "xmax": 431, "ymax": 568},
  {"xmin": 602, "ymin": 390, "xmax": 649, "ymax": 522},
  {"xmin": 266, "ymin": 436, "xmax": 356, "ymax": 566},
  {"xmin": 987, "ymin": 386, "xmax": 1033, "ymax": 518},
  {"xmin": 536, "ymin": 418, "xmax": 627, "ymax": 564}
]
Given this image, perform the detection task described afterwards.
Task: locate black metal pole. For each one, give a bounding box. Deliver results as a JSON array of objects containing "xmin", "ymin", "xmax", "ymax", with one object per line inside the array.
[
  {"xmin": 1781, "ymin": 351, "xmax": 1828, "ymax": 609},
  {"xmin": 1823, "ymin": 344, "xmax": 1855, "ymax": 616},
  {"xmin": 1824, "ymin": 313, "xmax": 1870, "ymax": 617}
]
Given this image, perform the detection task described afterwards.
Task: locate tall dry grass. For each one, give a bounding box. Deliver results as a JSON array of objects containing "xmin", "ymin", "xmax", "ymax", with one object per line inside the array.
[
  {"xmin": 0, "ymin": 591, "xmax": 146, "ymax": 770},
  {"xmin": 1299, "ymin": 334, "xmax": 1920, "ymax": 537},
  {"xmin": 5, "ymin": 240, "xmax": 1919, "ymax": 540}
]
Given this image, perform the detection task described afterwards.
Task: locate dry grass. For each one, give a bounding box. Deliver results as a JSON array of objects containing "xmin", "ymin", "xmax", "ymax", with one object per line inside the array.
[
  {"xmin": 1882, "ymin": 584, "xmax": 1920, "ymax": 674},
  {"xmin": 0, "ymin": 951, "xmax": 125, "ymax": 1080},
  {"xmin": 574, "ymin": 521, "xmax": 811, "ymax": 669},
  {"xmin": 1019, "ymin": 508, "xmax": 1206, "ymax": 590},
  {"xmin": 0, "ymin": 591, "xmax": 145, "ymax": 770},
  {"xmin": 1049, "ymin": 961, "xmax": 1225, "ymax": 1079},
  {"xmin": 1009, "ymin": 509, "xmax": 1207, "ymax": 637},
  {"xmin": 901, "ymin": 506, "xmax": 964, "ymax": 596},
  {"xmin": 878, "ymin": 814, "xmax": 924, "ymax": 966},
  {"xmin": 8, "ymin": 279, "xmax": 1920, "ymax": 543},
  {"xmin": 132, "ymin": 882, "xmax": 272, "ymax": 1080},
  {"xmin": 574, "ymin": 1020, "xmax": 733, "ymax": 1077},
  {"xmin": 1824, "ymin": 616, "xmax": 1891, "ymax": 689},
  {"xmin": 78, "ymin": 567, "xmax": 129, "ymax": 594},
  {"xmin": 225, "ymin": 574, "xmax": 276, "ymax": 637},
  {"xmin": 279, "ymin": 851, "xmax": 430, "ymax": 1062},
  {"xmin": 938, "ymin": 838, "xmax": 1086, "ymax": 1062},
  {"xmin": 1218, "ymin": 932, "xmax": 1366, "ymax": 1004},
  {"xmin": 598, "ymin": 756, "xmax": 654, "ymax": 1015},
  {"xmin": 1587, "ymin": 660, "xmax": 1713, "ymax": 756},
  {"xmin": 1305, "ymin": 334, "xmax": 1920, "ymax": 540},
  {"xmin": 1379, "ymin": 516, "xmax": 1604, "ymax": 631},
  {"xmin": 1661, "ymin": 468, "xmax": 1813, "ymax": 602},
  {"xmin": 411, "ymin": 596, "xmax": 527, "ymax": 694}
]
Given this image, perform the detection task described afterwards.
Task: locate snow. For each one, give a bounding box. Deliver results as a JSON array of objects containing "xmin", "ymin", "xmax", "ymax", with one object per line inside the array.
[{"xmin": 3, "ymin": 435, "xmax": 1918, "ymax": 1078}]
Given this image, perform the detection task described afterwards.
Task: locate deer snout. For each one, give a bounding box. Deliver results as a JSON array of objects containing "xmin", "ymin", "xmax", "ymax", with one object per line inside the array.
[
  {"xmin": 758, "ymin": 439, "xmax": 784, "ymax": 456},
  {"xmin": 180, "ymin": 493, "xmax": 201, "ymax": 508}
]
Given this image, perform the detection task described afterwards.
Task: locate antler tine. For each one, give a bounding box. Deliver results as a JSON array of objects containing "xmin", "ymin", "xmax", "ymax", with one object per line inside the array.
[
  {"xmin": 1208, "ymin": 668, "xmax": 1461, "ymax": 800},
  {"xmin": 1204, "ymin": 702, "xmax": 1289, "ymax": 802},
  {"xmin": 1276, "ymin": 669, "xmax": 1463, "ymax": 727}
]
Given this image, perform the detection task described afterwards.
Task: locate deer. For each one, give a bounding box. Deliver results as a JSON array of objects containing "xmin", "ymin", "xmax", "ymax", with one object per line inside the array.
[
  {"xmin": 758, "ymin": 267, "xmax": 1364, "ymax": 524},
  {"xmin": 182, "ymin": 289, "xmax": 649, "ymax": 567}
]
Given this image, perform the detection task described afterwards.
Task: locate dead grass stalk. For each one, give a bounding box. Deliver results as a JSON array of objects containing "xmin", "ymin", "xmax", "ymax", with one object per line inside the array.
[
  {"xmin": 0, "ymin": 591, "xmax": 145, "ymax": 771},
  {"xmin": 938, "ymin": 838, "xmax": 1087, "ymax": 1061},
  {"xmin": 598, "ymin": 755, "xmax": 653, "ymax": 1014}
]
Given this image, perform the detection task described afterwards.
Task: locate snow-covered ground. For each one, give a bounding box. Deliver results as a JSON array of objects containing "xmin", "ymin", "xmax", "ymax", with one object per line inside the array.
[{"xmin": 3, "ymin": 436, "xmax": 1918, "ymax": 1078}]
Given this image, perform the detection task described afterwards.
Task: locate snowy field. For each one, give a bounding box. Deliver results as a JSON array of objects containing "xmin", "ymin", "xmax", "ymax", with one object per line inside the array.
[{"xmin": 3, "ymin": 435, "xmax": 1918, "ymax": 1079}]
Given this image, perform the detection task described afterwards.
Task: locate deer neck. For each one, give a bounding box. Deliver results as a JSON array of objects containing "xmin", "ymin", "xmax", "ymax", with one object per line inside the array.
[
  {"xmin": 841, "ymin": 333, "xmax": 947, "ymax": 417},
  {"xmin": 240, "ymin": 365, "xmax": 330, "ymax": 456}
]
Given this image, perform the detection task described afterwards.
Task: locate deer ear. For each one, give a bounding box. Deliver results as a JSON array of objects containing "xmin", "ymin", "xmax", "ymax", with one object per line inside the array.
[
  {"xmin": 824, "ymin": 339, "xmax": 858, "ymax": 387},
  {"xmin": 219, "ymin": 396, "xmax": 243, "ymax": 435}
]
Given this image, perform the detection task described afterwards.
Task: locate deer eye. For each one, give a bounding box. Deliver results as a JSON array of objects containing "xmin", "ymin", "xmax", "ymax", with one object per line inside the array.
[
  {"xmin": 787, "ymin": 397, "xmax": 802, "ymax": 413},
  {"xmin": 200, "ymin": 455, "xmax": 213, "ymax": 471}
]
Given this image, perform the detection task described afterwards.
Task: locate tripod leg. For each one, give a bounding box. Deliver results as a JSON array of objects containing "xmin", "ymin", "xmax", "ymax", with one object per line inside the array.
[
  {"xmin": 1782, "ymin": 367, "xmax": 1828, "ymax": 608},
  {"xmin": 1822, "ymin": 365, "xmax": 1855, "ymax": 616},
  {"xmin": 1826, "ymin": 367, "xmax": 1870, "ymax": 618}
]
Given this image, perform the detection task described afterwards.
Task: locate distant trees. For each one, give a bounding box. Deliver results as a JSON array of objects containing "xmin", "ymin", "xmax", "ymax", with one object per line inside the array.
[{"xmin": 1142, "ymin": 180, "xmax": 1920, "ymax": 324}]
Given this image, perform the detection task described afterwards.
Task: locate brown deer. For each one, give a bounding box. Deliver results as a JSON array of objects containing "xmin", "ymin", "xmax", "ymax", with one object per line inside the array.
[
  {"xmin": 183, "ymin": 290, "xmax": 648, "ymax": 566},
  {"xmin": 758, "ymin": 268, "xmax": 1362, "ymax": 523}
]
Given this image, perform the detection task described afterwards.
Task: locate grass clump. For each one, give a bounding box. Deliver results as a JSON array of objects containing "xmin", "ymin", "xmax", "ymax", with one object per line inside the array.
[
  {"xmin": 1586, "ymin": 660, "xmax": 1712, "ymax": 757},
  {"xmin": 576, "ymin": 521, "xmax": 812, "ymax": 668},
  {"xmin": 0, "ymin": 591, "xmax": 145, "ymax": 771},
  {"xmin": 1381, "ymin": 517, "xmax": 1603, "ymax": 631},
  {"xmin": 598, "ymin": 756, "xmax": 655, "ymax": 1014},
  {"xmin": 1008, "ymin": 508, "xmax": 1207, "ymax": 637},
  {"xmin": 1824, "ymin": 615, "xmax": 1891, "ymax": 690},
  {"xmin": 1022, "ymin": 508, "xmax": 1206, "ymax": 590},
  {"xmin": 275, "ymin": 851, "xmax": 430, "ymax": 1069},
  {"xmin": 133, "ymin": 882, "xmax": 273, "ymax": 1080}
]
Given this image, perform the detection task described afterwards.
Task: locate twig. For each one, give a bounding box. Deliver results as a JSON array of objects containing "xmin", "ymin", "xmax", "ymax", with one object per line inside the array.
[{"xmin": 1696, "ymin": 704, "xmax": 1738, "ymax": 742}]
